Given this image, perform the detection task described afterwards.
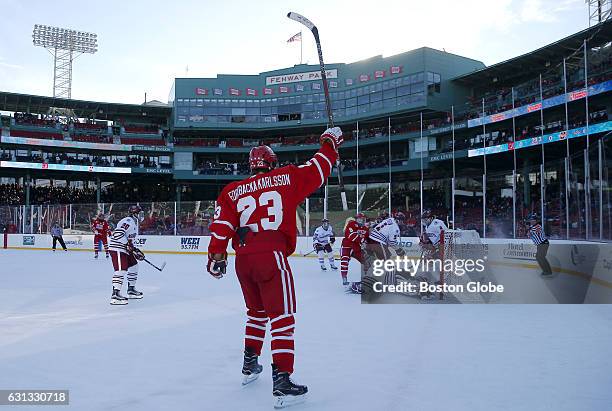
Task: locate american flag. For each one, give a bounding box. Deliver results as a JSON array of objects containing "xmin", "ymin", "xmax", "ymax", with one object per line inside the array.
[{"xmin": 287, "ymin": 32, "xmax": 302, "ymax": 43}]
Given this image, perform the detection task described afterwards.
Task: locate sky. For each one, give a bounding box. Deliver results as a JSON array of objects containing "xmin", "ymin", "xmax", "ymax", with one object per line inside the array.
[{"xmin": 0, "ymin": 0, "xmax": 592, "ymax": 105}]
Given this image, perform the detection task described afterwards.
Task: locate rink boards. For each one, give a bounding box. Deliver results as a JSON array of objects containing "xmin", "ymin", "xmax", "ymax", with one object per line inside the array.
[{"xmin": 3, "ymin": 233, "xmax": 612, "ymax": 302}]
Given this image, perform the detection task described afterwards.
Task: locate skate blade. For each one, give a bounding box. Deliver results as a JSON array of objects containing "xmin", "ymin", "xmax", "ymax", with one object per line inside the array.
[
  {"xmin": 127, "ymin": 294, "xmax": 144, "ymax": 299},
  {"xmin": 110, "ymin": 299, "xmax": 128, "ymax": 305},
  {"xmin": 274, "ymin": 393, "xmax": 307, "ymax": 409},
  {"xmin": 241, "ymin": 372, "xmax": 260, "ymax": 386}
]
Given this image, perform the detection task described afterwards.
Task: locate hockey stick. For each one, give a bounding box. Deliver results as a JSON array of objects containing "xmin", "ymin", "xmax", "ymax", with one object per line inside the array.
[
  {"xmin": 287, "ymin": 12, "xmax": 349, "ymax": 212},
  {"xmin": 143, "ymin": 257, "xmax": 166, "ymax": 272},
  {"xmin": 302, "ymin": 249, "xmax": 317, "ymax": 257}
]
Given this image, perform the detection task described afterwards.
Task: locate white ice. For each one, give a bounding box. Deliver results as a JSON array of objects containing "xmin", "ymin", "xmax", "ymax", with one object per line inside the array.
[{"xmin": 1, "ymin": 249, "xmax": 612, "ymax": 411}]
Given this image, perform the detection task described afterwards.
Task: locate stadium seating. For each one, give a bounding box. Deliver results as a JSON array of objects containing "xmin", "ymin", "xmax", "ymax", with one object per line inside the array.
[{"xmin": 9, "ymin": 129, "xmax": 63, "ymax": 140}]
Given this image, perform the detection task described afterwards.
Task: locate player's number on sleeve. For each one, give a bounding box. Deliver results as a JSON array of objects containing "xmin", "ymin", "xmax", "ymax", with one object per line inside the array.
[
  {"xmin": 214, "ymin": 205, "xmax": 221, "ymax": 220},
  {"xmin": 237, "ymin": 191, "xmax": 283, "ymax": 232}
]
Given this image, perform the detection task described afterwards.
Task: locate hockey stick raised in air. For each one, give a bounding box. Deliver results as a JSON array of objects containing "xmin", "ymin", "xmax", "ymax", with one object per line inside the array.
[
  {"xmin": 143, "ymin": 258, "xmax": 166, "ymax": 272},
  {"xmin": 287, "ymin": 11, "xmax": 349, "ymax": 212}
]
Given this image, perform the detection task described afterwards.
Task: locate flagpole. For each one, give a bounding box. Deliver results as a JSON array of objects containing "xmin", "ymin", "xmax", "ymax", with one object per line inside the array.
[{"xmin": 300, "ymin": 30, "xmax": 303, "ymax": 64}]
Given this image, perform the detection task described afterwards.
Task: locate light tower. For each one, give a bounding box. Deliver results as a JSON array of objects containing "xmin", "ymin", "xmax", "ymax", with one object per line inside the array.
[
  {"xmin": 586, "ymin": 0, "xmax": 612, "ymax": 26},
  {"xmin": 32, "ymin": 24, "xmax": 98, "ymax": 99}
]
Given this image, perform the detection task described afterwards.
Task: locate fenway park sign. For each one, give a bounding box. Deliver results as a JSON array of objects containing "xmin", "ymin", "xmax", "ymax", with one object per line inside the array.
[{"xmin": 266, "ymin": 69, "xmax": 338, "ymax": 86}]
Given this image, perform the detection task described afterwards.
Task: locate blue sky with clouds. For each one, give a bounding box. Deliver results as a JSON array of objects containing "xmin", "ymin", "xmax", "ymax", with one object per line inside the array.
[{"xmin": 0, "ymin": 0, "xmax": 590, "ymax": 104}]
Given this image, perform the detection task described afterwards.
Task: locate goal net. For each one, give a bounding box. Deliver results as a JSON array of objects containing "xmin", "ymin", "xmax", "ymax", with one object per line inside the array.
[{"xmin": 438, "ymin": 229, "xmax": 496, "ymax": 303}]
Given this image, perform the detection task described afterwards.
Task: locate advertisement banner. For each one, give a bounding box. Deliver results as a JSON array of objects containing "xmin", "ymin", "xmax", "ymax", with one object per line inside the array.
[
  {"xmin": 132, "ymin": 145, "xmax": 172, "ymax": 153},
  {"xmin": 468, "ymin": 79, "xmax": 612, "ymax": 128},
  {"xmin": 131, "ymin": 168, "xmax": 173, "ymax": 174},
  {"xmin": 1, "ymin": 136, "xmax": 131, "ymax": 152},
  {"xmin": 0, "ymin": 161, "xmax": 132, "ymax": 174},
  {"xmin": 468, "ymin": 121, "xmax": 612, "ymax": 157}
]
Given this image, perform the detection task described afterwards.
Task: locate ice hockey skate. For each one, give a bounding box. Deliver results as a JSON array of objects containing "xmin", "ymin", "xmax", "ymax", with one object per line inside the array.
[
  {"xmin": 241, "ymin": 348, "xmax": 263, "ymax": 386},
  {"xmin": 127, "ymin": 285, "xmax": 143, "ymax": 299},
  {"xmin": 110, "ymin": 289, "xmax": 128, "ymax": 305},
  {"xmin": 272, "ymin": 364, "xmax": 307, "ymax": 409}
]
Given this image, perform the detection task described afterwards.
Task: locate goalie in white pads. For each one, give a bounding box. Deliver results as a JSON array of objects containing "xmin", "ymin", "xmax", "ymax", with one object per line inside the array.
[
  {"xmin": 420, "ymin": 209, "xmax": 448, "ymax": 248},
  {"xmin": 108, "ymin": 205, "xmax": 146, "ymax": 305},
  {"xmin": 366, "ymin": 215, "xmax": 404, "ymax": 286},
  {"xmin": 418, "ymin": 209, "xmax": 449, "ymax": 299},
  {"xmin": 312, "ymin": 219, "xmax": 337, "ymax": 271}
]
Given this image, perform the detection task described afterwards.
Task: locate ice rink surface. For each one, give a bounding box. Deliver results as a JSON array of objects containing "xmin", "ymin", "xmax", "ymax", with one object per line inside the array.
[{"xmin": 1, "ymin": 249, "xmax": 612, "ymax": 411}]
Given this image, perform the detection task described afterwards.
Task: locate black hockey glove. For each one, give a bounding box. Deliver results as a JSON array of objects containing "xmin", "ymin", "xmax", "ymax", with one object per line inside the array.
[
  {"xmin": 132, "ymin": 247, "xmax": 146, "ymax": 261},
  {"xmin": 314, "ymin": 243, "xmax": 324, "ymax": 252},
  {"xmin": 330, "ymin": 237, "xmax": 336, "ymax": 244},
  {"xmin": 395, "ymin": 247, "xmax": 406, "ymax": 257},
  {"xmin": 207, "ymin": 253, "xmax": 227, "ymax": 279}
]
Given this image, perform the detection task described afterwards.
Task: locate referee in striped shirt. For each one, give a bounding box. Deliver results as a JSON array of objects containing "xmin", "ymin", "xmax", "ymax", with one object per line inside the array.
[{"xmin": 525, "ymin": 213, "xmax": 553, "ymax": 277}]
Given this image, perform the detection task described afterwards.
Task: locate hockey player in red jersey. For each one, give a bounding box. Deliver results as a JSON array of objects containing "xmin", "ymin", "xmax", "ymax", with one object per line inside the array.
[
  {"xmin": 207, "ymin": 127, "xmax": 343, "ymax": 408},
  {"xmin": 91, "ymin": 213, "xmax": 111, "ymax": 259},
  {"xmin": 340, "ymin": 213, "xmax": 369, "ymax": 286}
]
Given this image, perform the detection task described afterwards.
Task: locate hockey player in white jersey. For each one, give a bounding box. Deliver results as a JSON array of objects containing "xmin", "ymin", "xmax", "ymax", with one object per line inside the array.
[
  {"xmin": 108, "ymin": 205, "xmax": 146, "ymax": 305},
  {"xmin": 420, "ymin": 209, "xmax": 448, "ymax": 248},
  {"xmin": 418, "ymin": 210, "xmax": 449, "ymax": 299},
  {"xmin": 367, "ymin": 215, "xmax": 405, "ymax": 285},
  {"xmin": 312, "ymin": 218, "xmax": 337, "ymax": 271}
]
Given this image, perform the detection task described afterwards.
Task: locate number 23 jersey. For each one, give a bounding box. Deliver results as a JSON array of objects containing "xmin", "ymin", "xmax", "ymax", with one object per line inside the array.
[{"xmin": 209, "ymin": 144, "xmax": 338, "ymax": 256}]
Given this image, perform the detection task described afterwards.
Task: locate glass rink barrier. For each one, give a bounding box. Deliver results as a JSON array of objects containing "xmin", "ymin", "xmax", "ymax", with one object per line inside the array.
[
  {"xmin": 0, "ymin": 202, "xmax": 215, "ymax": 236},
  {"xmin": 3, "ymin": 194, "xmax": 612, "ymax": 304},
  {"xmin": 356, "ymin": 228, "xmax": 612, "ymax": 304}
]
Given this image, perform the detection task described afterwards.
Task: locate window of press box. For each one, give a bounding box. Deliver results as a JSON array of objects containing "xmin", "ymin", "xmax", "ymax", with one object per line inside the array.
[
  {"xmin": 177, "ymin": 73, "xmax": 435, "ymax": 122},
  {"xmin": 427, "ymin": 72, "xmax": 441, "ymax": 93}
]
